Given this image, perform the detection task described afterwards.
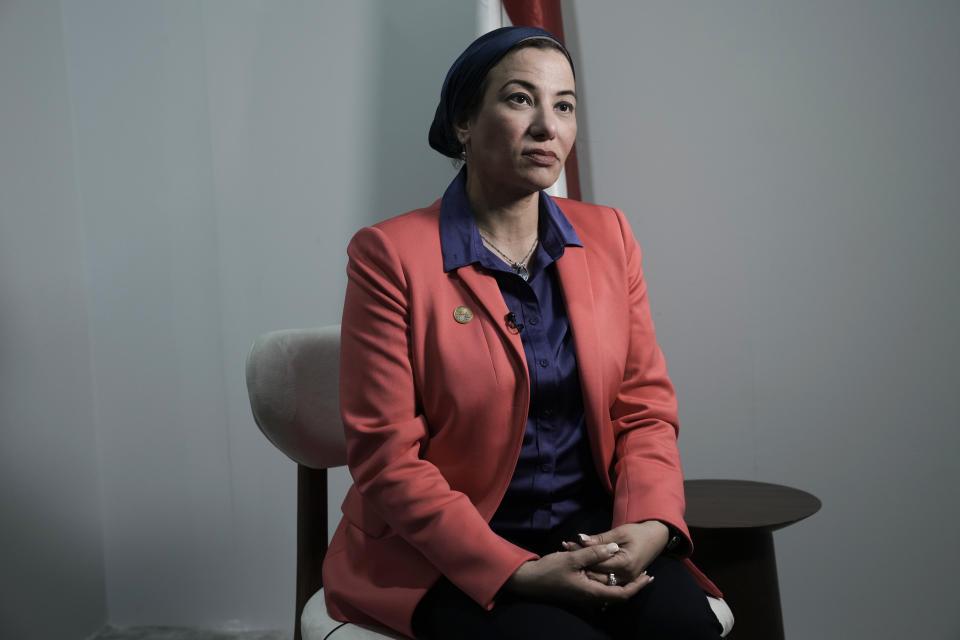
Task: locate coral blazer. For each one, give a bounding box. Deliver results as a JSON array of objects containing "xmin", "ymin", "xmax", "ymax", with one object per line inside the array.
[{"xmin": 322, "ymin": 197, "xmax": 720, "ymax": 637}]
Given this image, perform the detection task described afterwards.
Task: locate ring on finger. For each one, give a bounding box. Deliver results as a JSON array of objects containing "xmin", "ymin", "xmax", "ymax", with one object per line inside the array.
[{"xmin": 606, "ymin": 572, "xmax": 617, "ymax": 586}]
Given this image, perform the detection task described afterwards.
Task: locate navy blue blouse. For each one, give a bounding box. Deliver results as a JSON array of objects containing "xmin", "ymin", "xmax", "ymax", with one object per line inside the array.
[{"xmin": 438, "ymin": 169, "xmax": 609, "ymax": 538}]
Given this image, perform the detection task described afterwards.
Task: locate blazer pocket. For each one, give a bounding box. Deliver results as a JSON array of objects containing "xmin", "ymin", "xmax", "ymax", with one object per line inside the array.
[{"xmin": 340, "ymin": 486, "xmax": 390, "ymax": 539}]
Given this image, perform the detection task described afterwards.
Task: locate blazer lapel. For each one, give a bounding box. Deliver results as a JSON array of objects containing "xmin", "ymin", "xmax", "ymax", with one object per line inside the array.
[
  {"xmin": 555, "ymin": 246, "xmax": 614, "ymax": 484},
  {"xmin": 454, "ymin": 265, "xmax": 527, "ymax": 369}
]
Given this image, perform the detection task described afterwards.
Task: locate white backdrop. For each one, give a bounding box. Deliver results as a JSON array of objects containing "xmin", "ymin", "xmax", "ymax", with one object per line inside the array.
[{"xmin": 1, "ymin": 1, "xmax": 957, "ymax": 638}]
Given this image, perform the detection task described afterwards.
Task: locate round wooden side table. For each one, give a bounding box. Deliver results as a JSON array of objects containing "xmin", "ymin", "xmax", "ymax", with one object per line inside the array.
[{"xmin": 684, "ymin": 479, "xmax": 821, "ymax": 640}]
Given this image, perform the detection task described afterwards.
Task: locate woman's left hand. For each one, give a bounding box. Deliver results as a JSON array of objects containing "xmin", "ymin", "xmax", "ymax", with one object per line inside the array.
[{"xmin": 561, "ymin": 520, "xmax": 670, "ymax": 586}]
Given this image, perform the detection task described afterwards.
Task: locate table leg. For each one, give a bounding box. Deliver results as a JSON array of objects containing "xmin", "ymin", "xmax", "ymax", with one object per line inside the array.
[{"xmin": 689, "ymin": 527, "xmax": 784, "ymax": 640}]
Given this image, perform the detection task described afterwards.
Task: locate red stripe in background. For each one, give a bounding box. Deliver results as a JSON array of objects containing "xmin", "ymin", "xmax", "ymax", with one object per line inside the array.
[{"xmin": 502, "ymin": 0, "xmax": 582, "ymax": 201}]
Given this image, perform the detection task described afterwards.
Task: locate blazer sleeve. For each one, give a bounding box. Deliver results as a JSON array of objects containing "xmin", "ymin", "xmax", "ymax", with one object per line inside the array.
[
  {"xmin": 607, "ymin": 208, "xmax": 692, "ymax": 553},
  {"xmin": 339, "ymin": 225, "xmax": 536, "ymax": 609}
]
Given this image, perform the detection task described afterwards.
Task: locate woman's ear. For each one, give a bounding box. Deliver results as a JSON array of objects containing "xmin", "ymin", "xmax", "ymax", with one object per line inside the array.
[{"xmin": 454, "ymin": 120, "xmax": 470, "ymax": 147}]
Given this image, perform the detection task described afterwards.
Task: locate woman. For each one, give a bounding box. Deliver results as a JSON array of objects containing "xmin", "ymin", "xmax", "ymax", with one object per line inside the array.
[{"xmin": 322, "ymin": 26, "xmax": 725, "ymax": 639}]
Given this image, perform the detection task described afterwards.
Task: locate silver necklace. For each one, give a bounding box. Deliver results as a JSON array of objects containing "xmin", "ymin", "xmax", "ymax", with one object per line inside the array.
[{"xmin": 479, "ymin": 232, "xmax": 539, "ymax": 281}]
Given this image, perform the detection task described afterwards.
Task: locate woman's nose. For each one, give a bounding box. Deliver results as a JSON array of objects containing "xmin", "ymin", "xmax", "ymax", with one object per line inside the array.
[{"xmin": 529, "ymin": 107, "xmax": 558, "ymax": 139}]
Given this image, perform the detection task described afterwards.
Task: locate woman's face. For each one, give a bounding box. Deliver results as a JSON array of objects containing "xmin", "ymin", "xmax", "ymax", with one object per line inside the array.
[{"xmin": 457, "ymin": 46, "xmax": 577, "ymax": 198}]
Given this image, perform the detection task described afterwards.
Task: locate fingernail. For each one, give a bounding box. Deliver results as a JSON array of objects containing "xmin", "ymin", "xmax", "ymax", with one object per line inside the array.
[
  {"xmin": 605, "ymin": 542, "xmax": 620, "ymax": 554},
  {"xmin": 648, "ymin": 575, "xmax": 655, "ymax": 583},
  {"xmin": 578, "ymin": 533, "xmax": 590, "ymax": 544}
]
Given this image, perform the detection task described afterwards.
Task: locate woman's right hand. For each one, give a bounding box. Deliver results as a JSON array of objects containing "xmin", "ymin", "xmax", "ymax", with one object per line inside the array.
[{"xmin": 502, "ymin": 542, "xmax": 653, "ymax": 606}]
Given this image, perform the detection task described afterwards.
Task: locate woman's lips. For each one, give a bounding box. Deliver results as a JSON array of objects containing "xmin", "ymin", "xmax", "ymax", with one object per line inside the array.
[{"xmin": 523, "ymin": 150, "xmax": 559, "ymax": 166}]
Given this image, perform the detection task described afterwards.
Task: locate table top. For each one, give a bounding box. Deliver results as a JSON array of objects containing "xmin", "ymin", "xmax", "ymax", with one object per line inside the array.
[{"xmin": 683, "ymin": 479, "xmax": 821, "ymax": 531}]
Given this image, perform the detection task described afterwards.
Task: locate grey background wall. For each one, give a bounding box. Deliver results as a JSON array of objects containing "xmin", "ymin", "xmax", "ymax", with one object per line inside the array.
[
  {"xmin": 0, "ymin": 2, "xmax": 107, "ymax": 638},
  {"xmin": 567, "ymin": 2, "xmax": 960, "ymax": 638},
  {"xmin": 0, "ymin": 1, "xmax": 956, "ymax": 639}
]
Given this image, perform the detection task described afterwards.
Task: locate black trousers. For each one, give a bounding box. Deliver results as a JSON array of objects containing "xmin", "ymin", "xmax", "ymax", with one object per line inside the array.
[{"xmin": 412, "ymin": 510, "xmax": 722, "ymax": 640}]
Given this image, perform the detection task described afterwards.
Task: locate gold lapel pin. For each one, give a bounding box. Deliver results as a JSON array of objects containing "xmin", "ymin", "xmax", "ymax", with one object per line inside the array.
[{"xmin": 453, "ymin": 305, "xmax": 474, "ymax": 324}]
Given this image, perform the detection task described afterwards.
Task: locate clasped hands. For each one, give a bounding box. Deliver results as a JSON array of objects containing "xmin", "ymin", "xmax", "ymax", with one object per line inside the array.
[{"xmin": 503, "ymin": 520, "xmax": 669, "ymax": 606}]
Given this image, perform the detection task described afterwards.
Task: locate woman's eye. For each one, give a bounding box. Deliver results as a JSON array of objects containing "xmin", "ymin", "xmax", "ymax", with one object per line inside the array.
[
  {"xmin": 557, "ymin": 101, "xmax": 575, "ymax": 114},
  {"xmin": 509, "ymin": 94, "xmax": 532, "ymax": 105}
]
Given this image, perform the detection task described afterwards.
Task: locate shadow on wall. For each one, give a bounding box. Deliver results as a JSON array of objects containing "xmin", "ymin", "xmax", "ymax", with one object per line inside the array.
[
  {"xmin": 365, "ymin": 2, "xmax": 476, "ymax": 227},
  {"xmin": 323, "ymin": 0, "xmax": 477, "ymax": 541}
]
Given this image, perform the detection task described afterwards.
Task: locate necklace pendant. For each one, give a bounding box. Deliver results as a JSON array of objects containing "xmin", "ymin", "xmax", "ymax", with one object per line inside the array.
[{"xmin": 478, "ymin": 231, "xmax": 537, "ymax": 281}]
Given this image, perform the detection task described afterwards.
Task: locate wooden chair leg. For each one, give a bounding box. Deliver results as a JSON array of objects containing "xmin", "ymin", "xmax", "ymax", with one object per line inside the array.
[{"xmin": 295, "ymin": 465, "xmax": 328, "ymax": 640}]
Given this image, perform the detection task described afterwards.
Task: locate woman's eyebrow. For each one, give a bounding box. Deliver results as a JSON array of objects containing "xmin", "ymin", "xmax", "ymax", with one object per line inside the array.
[{"xmin": 499, "ymin": 78, "xmax": 577, "ymax": 100}]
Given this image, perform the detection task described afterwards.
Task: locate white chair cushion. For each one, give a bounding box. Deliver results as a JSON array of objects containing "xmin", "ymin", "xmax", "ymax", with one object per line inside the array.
[
  {"xmin": 303, "ymin": 587, "xmax": 732, "ymax": 638},
  {"xmin": 708, "ymin": 596, "xmax": 734, "ymax": 637},
  {"xmin": 302, "ymin": 588, "xmax": 409, "ymax": 639}
]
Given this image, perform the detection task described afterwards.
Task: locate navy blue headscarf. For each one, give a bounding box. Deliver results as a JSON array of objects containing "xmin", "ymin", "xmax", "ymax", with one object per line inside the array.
[{"xmin": 428, "ymin": 26, "xmax": 574, "ymax": 159}]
